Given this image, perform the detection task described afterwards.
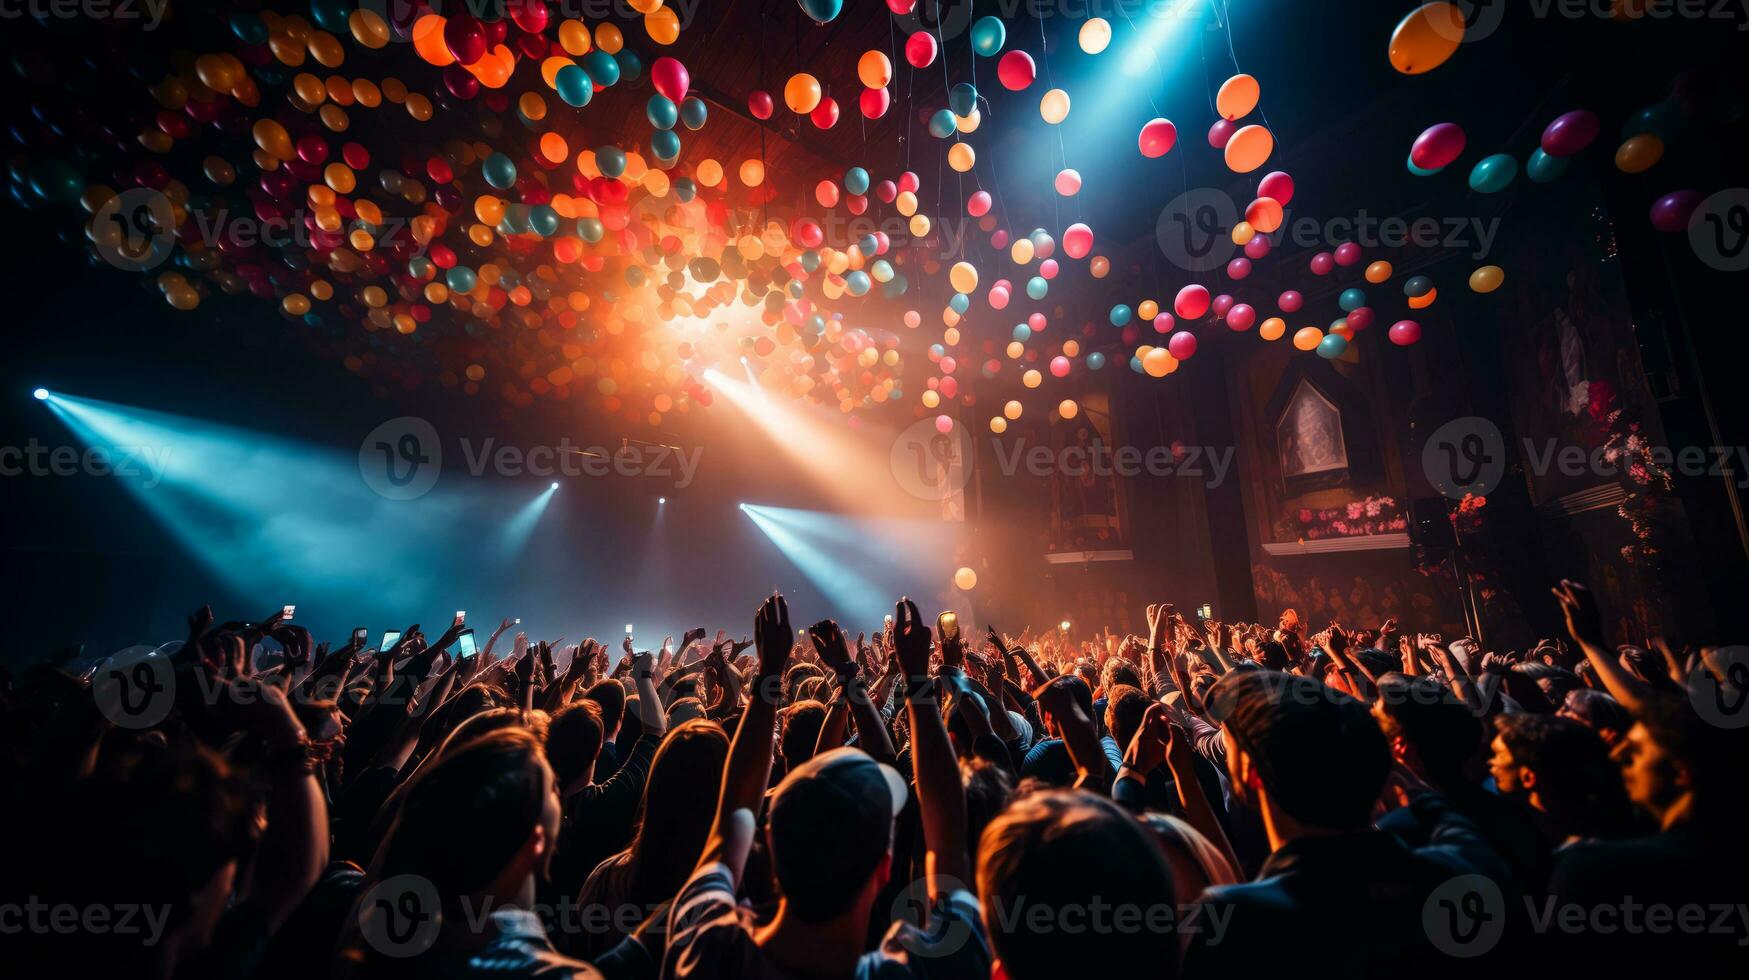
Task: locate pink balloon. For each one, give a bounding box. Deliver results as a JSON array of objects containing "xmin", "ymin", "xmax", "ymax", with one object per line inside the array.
[
  {"xmin": 940, "ymin": 356, "xmax": 957, "ymax": 375},
  {"xmin": 876, "ymin": 179, "xmax": 897, "ymax": 202},
  {"xmin": 651, "ymin": 57, "xmax": 689, "ymax": 103},
  {"xmin": 1278, "ymin": 290, "xmax": 1303, "ymax": 313},
  {"xmin": 1208, "ymin": 118, "xmax": 1237, "ymax": 149},
  {"xmin": 1212, "ymin": 293, "xmax": 1235, "ymax": 317},
  {"xmin": 1410, "ymin": 123, "xmax": 1466, "ymax": 171},
  {"xmin": 1063, "ymin": 222, "xmax": 1094, "ymax": 259},
  {"xmin": 1139, "ymin": 118, "xmax": 1178, "ymax": 158},
  {"xmin": 1028, "ymin": 312, "xmax": 1047, "ymax": 330},
  {"xmin": 1227, "ymin": 256, "xmax": 1252, "ymax": 280},
  {"xmin": 1244, "ymin": 235, "xmax": 1272, "ymax": 260},
  {"xmin": 899, "ymin": 171, "xmax": 920, "ymax": 192},
  {"xmin": 990, "ymin": 229, "xmax": 1009, "ymax": 249},
  {"xmin": 997, "ymin": 50, "xmax": 1036, "ymax": 91},
  {"xmin": 1055, "ymin": 169, "xmax": 1082, "ymax": 195},
  {"xmin": 967, "ymin": 190, "xmax": 992, "ymax": 216},
  {"xmin": 935, "ymin": 414, "xmax": 954, "ymax": 433},
  {"xmin": 1167, "ymin": 331, "xmax": 1198, "ymax": 359},
  {"xmin": 988, "ymin": 287, "xmax": 1010, "ymax": 310},
  {"xmin": 1541, "ymin": 110, "xmax": 1599, "ymax": 158},
  {"xmin": 1257, "ymin": 170, "xmax": 1294, "ymax": 205},
  {"xmin": 1050, "ymin": 355, "xmax": 1072, "ymax": 377},
  {"xmin": 1175, "ymin": 284, "xmax": 1211, "ymax": 319},
  {"xmin": 1649, "ymin": 190, "xmax": 1701, "ymax": 233},
  {"xmin": 1346, "ymin": 306, "xmax": 1375, "ymax": 331},
  {"xmin": 939, "ymin": 376, "xmax": 958, "ymax": 398},
  {"xmin": 1309, "ymin": 252, "xmax": 1335, "ymax": 276},
  {"xmin": 1334, "ymin": 242, "xmax": 1362, "ymax": 267},
  {"xmin": 1039, "ymin": 259, "xmax": 1059, "ymax": 279},
  {"xmin": 1153, "ymin": 313, "xmax": 1175, "ymax": 334},
  {"xmin": 1389, "ymin": 320, "xmax": 1422, "ymax": 346},
  {"xmin": 886, "ymin": 0, "xmax": 916, "ymax": 12},
  {"xmin": 905, "ymin": 31, "xmax": 937, "ymax": 69},
  {"xmin": 1227, "ymin": 303, "xmax": 1257, "ymax": 331}
]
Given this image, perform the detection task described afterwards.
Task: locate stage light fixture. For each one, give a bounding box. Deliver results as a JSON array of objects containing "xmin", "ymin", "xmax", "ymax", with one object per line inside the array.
[
  {"xmin": 33, "ymin": 388, "xmax": 49, "ymax": 400},
  {"xmin": 659, "ymin": 496, "xmax": 667, "ymax": 504},
  {"xmin": 551, "ymin": 481, "xmax": 560, "ymax": 490}
]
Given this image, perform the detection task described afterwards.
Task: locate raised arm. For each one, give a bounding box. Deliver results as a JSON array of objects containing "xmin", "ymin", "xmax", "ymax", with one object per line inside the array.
[
  {"xmin": 897, "ymin": 599, "xmax": 969, "ymax": 901},
  {"xmin": 697, "ymin": 592, "xmax": 790, "ymax": 885},
  {"xmin": 1553, "ymin": 579, "xmax": 1651, "ymax": 714}
]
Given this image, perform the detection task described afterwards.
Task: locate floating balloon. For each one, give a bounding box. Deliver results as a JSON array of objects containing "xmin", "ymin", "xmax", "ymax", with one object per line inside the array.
[
  {"xmin": 1050, "ymin": 355, "xmax": 1072, "ymax": 377},
  {"xmin": 1260, "ymin": 317, "xmax": 1287, "ymax": 341},
  {"xmin": 1469, "ymin": 154, "xmax": 1517, "ymax": 194},
  {"xmin": 1228, "ymin": 304, "xmax": 1257, "ymax": 332},
  {"xmin": 1293, "ymin": 326, "xmax": 1324, "ymax": 351},
  {"xmin": 1245, "ymin": 197, "xmax": 1283, "ymax": 233},
  {"xmin": 1334, "ymin": 243, "xmax": 1362, "ymax": 267},
  {"xmin": 1411, "ymin": 123, "xmax": 1466, "ymax": 170},
  {"xmin": 1346, "ymin": 307, "xmax": 1375, "ymax": 332},
  {"xmin": 1139, "ymin": 118, "xmax": 1178, "ymax": 158},
  {"xmin": 1526, "ymin": 147, "xmax": 1568, "ymax": 183},
  {"xmin": 797, "ymin": 0, "xmax": 842, "ymax": 23},
  {"xmin": 858, "ymin": 50, "xmax": 893, "ymax": 88},
  {"xmin": 1055, "ymin": 169, "xmax": 1082, "ymax": 196},
  {"xmin": 1366, "ymin": 261, "xmax": 1393, "ymax": 283},
  {"xmin": 1224, "ymin": 125, "xmax": 1274, "ymax": 173},
  {"xmin": 748, "ymin": 90, "xmax": 774, "ymax": 119},
  {"xmin": 810, "ymin": 97, "xmax": 840, "ymax": 129},
  {"xmin": 860, "ymin": 86, "xmax": 892, "ymax": 119},
  {"xmin": 967, "ymin": 190, "xmax": 992, "ymax": 217},
  {"xmin": 1309, "ymin": 253, "xmax": 1335, "ymax": 276},
  {"xmin": 1614, "ymin": 134, "xmax": 1664, "ymax": 174},
  {"xmin": 1389, "ymin": 320, "xmax": 1423, "ymax": 346},
  {"xmin": 1389, "ymin": 3, "xmax": 1466, "ymax": 75},
  {"xmin": 784, "ymin": 73, "xmax": 821, "ymax": 113},
  {"xmin": 1408, "ymin": 155, "xmax": 1443, "ymax": 177},
  {"xmin": 954, "ymin": 566, "xmax": 978, "ymax": 591},
  {"xmin": 905, "ymin": 31, "xmax": 937, "ymax": 68},
  {"xmin": 1404, "ymin": 275, "xmax": 1434, "ymax": 297},
  {"xmin": 1339, "ymin": 288, "xmax": 1367, "ymax": 312},
  {"xmin": 1111, "ymin": 304, "xmax": 1133, "ymax": 326},
  {"xmin": 1258, "ymin": 170, "xmax": 1295, "ymax": 205},
  {"xmin": 1622, "ymin": 102, "xmax": 1684, "ymax": 143},
  {"xmin": 1063, "ymin": 223, "xmax": 1094, "ymax": 259},
  {"xmin": 950, "ymin": 261, "xmax": 979, "ymax": 294},
  {"xmin": 1278, "ymin": 290, "xmax": 1304, "ymax": 313},
  {"xmin": 1408, "ymin": 288, "xmax": 1439, "ymax": 310},
  {"xmin": 652, "ymin": 56, "xmax": 689, "ymax": 101},
  {"xmin": 1216, "ymin": 74, "xmax": 1260, "ymax": 121},
  {"xmin": 971, "ymin": 16, "xmax": 1006, "ymax": 56},
  {"xmin": 1208, "ymin": 118, "xmax": 1237, "ymax": 149},
  {"xmin": 998, "ymin": 50, "xmax": 1036, "ymax": 90},
  {"xmin": 1541, "ymin": 110, "xmax": 1600, "ymax": 157},
  {"xmin": 1469, "ymin": 265, "xmax": 1505, "ymax": 293},
  {"xmin": 1649, "ymin": 190, "xmax": 1701, "ymax": 233},
  {"xmin": 1080, "ymin": 17, "xmax": 1112, "ymax": 53},
  {"xmin": 1168, "ymin": 331, "xmax": 1198, "ymax": 359},
  {"xmin": 1175, "ymin": 284, "xmax": 1211, "ymax": 319},
  {"xmin": 1228, "ymin": 257, "xmax": 1253, "ymax": 280},
  {"xmin": 1317, "ymin": 334, "xmax": 1349, "ymax": 359},
  {"xmin": 1040, "ymin": 88, "xmax": 1070, "ymax": 124}
]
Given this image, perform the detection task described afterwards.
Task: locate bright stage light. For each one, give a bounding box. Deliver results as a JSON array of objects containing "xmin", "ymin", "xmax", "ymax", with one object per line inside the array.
[
  {"xmin": 551, "ymin": 481, "xmax": 560, "ymax": 490},
  {"xmin": 739, "ymin": 503, "xmax": 960, "ymax": 625},
  {"xmin": 659, "ymin": 496, "xmax": 667, "ymax": 504},
  {"xmin": 1060, "ymin": 620, "xmax": 1072, "ymax": 631},
  {"xmin": 503, "ymin": 483, "xmax": 560, "ymax": 559},
  {"xmin": 33, "ymin": 388, "xmax": 49, "ymax": 400}
]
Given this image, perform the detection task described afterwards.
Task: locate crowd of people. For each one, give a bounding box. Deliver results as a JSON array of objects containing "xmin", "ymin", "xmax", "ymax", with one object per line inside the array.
[{"xmin": 3, "ymin": 579, "xmax": 1746, "ymax": 978}]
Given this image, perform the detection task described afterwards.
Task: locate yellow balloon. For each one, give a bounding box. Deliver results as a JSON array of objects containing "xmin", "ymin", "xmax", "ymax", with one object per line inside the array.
[
  {"xmin": 784, "ymin": 73, "xmax": 822, "ymax": 114},
  {"xmin": 1260, "ymin": 317, "xmax": 1287, "ymax": 341},
  {"xmin": 953, "ymin": 566, "xmax": 979, "ymax": 590},
  {"xmin": 1023, "ymin": 369, "xmax": 1043, "ymax": 388},
  {"xmin": 1389, "ymin": 2, "xmax": 1466, "ymax": 75},
  {"xmin": 947, "ymin": 142, "xmax": 975, "ymax": 172},
  {"xmin": 1004, "ymin": 400, "xmax": 1023, "ymax": 419},
  {"xmin": 739, "ymin": 159, "xmax": 765, "ymax": 187},
  {"xmin": 1469, "ymin": 265, "xmax": 1505, "ymax": 293},
  {"xmin": 1365, "ymin": 260, "xmax": 1393, "ymax": 284},
  {"xmin": 697, "ymin": 158, "xmax": 724, "ymax": 186},
  {"xmin": 1293, "ymin": 326, "xmax": 1324, "ymax": 351},
  {"xmin": 1058, "ymin": 399, "xmax": 1079, "ymax": 420},
  {"xmin": 908, "ymin": 214, "xmax": 931, "ymax": 237},
  {"xmin": 1079, "ymin": 17, "xmax": 1112, "ymax": 54},
  {"xmin": 1232, "ymin": 221, "xmax": 1256, "ymax": 245},
  {"xmin": 949, "ymin": 261, "xmax": 979, "ymax": 294},
  {"xmin": 990, "ymin": 416, "xmax": 1008, "ymax": 433},
  {"xmin": 1040, "ymin": 88, "xmax": 1071, "ymax": 125},
  {"xmin": 1614, "ymin": 134, "xmax": 1664, "ymax": 174}
]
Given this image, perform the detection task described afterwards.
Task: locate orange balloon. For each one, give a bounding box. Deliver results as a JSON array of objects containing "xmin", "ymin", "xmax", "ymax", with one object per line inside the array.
[
  {"xmin": 1389, "ymin": 3, "xmax": 1465, "ymax": 75},
  {"xmin": 1408, "ymin": 287, "xmax": 1439, "ymax": 309},
  {"xmin": 1244, "ymin": 197, "xmax": 1283, "ymax": 234},
  {"xmin": 784, "ymin": 73, "xmax": 822, "ymax": 114},
  {"xmin": 1215, "ymin": 74, "xmax": 1260, "ymax": 121},
  {"xmin": 857, "ymin": 50, "xmax": 893, "ymax": 89},
  {"xmin": 1293, "ymin": 326, "xmax": 1324, "ymax": 351},
  {"xmin": 645, "ymin": 7, "xmax": 680, "ymax": 44},
  {"xmin": 1224, "ymin": 125, "xmax": 1274, "ymax": 173},
  {"xmin": 412, "ymin": 14, "xmax": 455, "ymax": 67}
]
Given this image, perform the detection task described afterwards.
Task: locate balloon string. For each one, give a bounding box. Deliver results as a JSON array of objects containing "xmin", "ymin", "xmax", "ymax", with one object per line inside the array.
[{"xmin": 1034, "ymin": 5, "xmax": 1068, "ymax": 228}]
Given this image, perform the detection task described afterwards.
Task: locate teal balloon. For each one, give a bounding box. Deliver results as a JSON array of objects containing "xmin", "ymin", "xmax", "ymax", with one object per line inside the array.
[
  {"xmin": 797, "ymin": 0, "xmax": 843, "ymax": 23},
  {"xmin": 871, "ymin": 259, "xmax": 892, "ymax": 280},
  {"xmin": 1469, "ymin": 153, "xmax": 1517, "ymax": 194},
  {"xmin": 858, "ymin": 233, "xmax": 879, "ymax": 255},
  {"xmin": 446, "ymin": 266, "xmax": 477, "ymax": 292},
  {"xmin": 883, "ymin": 273, "xmax": 909, "ymax": 297},
  {"xmin": 615, "ymin": 48, "xmax": 644, "ymax": 82},
  {"xmin": 800, "ymin": 251, "xmax": 820, "ymax": 272},
  {"xmin": 1012, "ymin": 324, "xmax": 1033, "ymax": 342},
  {"xmin": 229, "ymin": 12, "xmax": 269, "ymax": 44},
  {"xmin": 582, "ymin": 50, "xmax": 620, "ymax": 88},
  {"xmin": 844, "ymin": 166, "xmax": 870, "ymax": 195},
  {"xmin": 1404, "ymin": 275, "xmax": 1434, "ymax": 298},
  {"xmin": 596, "ymin": 146, "xmax": 627, "ymax": 177},
  {"xmin": 680, "ymin": 97, "xmax": 709, "ymax": 131},
  {"xmin": 950, "ymin": 292, "xmax": 971, "ymax": 314},
  {"xmin": 1339, "ymin": 288, "xmax": 1366, "ymax": 312},
  {"xmin": 309, "ymin": 0, "xmax": 348, "ymax": 32},
  {"xmin": 846, "ymin": 270, "xmax": 871, "ymax": 295},
  {"xmin": 555, "ymin": 64, "xmax": 594, "ymax": 107},
  {"xmin": 1525, "ymin": 148, "xmax": 1568, "ymax": 184},
  {"xmin": 928, "ymin": 109, "xmax": 957, "ymax": 138},
  {"xmin": 674, "ymin": 177, "xmax": 696, "ymax": 202},
  {"xmin": 482, "ymin": 153, "xmax": 517, "ymax": 189},
  {"xmin": 1407, "ymin": 153, "xmax": 1442, "ymax": 177},
  {"xmin": 1027, "ymin": 277, "xmax": 1048, "ymax": 300},
  {"xmin": 1086, "ymin": 352, "xmax": 1107, "ymax": 370},
  {"xmin": 808, "ymin": 313, "xmax": 827, "ymax": 333},
  {"xmin": 647, "ymin": 95, "xmax": 678, "ymax": 130},
  {"xmin": 1130, "ymin": 356, "xmax": 1145, "ymax": 373},
  {"xmin": 501, "ymin": 205, "xmax": 531, "ymax": 235},
  {"xmin": 529, "ymin": 205, "xmax": 560, "ymax": 237},
  {"xmin": 1110, "ymin": 304, "xmax": 1133, "ymax": 326},
  {"xmin": 1317, "ymin": 334, "xmax": 1349, "ymax": 359},
  {"xmin": 949, "ymin": 82, "xmax": 978, "ymax": 117},
  {"xmin": 577, "ymin": 217, "xmax": 604, "ymax": 242},
  {"xmin": 1622, "ymin": 102, "xmax": 1683, "ymax": 142},
  {"xmin": 970, "ymin": 16, "xmax": 1006, "ymax": 56}
]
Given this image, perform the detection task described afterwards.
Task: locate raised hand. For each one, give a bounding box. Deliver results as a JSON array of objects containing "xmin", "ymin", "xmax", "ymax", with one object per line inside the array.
[
  {"xmin": 807, "ymin": 619, "xmax": 854, "ymax": 675},
  {"xmin": 1552, "ymin": 579, "xmax": 1607, "ymax": 649},
  {"xmin": 893, "ymin": 598, "xmax": 933, "ymax": 678},
  {"xmin": 753, "ymin": 592, "xmax": 792, "ymax": 678}
]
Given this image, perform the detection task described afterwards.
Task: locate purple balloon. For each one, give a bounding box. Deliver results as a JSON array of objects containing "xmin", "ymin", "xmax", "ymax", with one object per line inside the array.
[
  {"xmin": 1410, "ymin": 123, "xmax": 1466, "ymax": 170},
  {"xmin": 1649, "ymin": 190, "xmax": 1702, "ymax": 233},
  {"xmin": 1208, "ymin": 118, "xmax": 1237, "ymax": 149},
  {"xmin": 1541, "ymin": 110, "xmax": 1600, "ymax": 158}
]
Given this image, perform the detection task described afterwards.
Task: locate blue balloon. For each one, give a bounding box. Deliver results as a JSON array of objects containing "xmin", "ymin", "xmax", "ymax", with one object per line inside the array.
[
  {"xmin": 1526, "ymin": 148, "xmax": 1568, "ymax": 184},
  {"xmin": 949, "ymin": 82, "xmax": 978, "ymax": 117},
  {"xmin": 582, "ymin": 50, "xmax": 621, "ymax": 88},
  {"xmin": 800, "ymin": 251, "xmax": 820, "ymax": 271},
  {"xmin": 928, "ymin": 109, "xmax": 957, "ymax": 139},
  {"xmin": 680, "ymin": 96, "xmax": 709, "ymax": 131},
  {"xmin": 1317, "ymin": 334, "xmax": 1348, "ymax": 359},
  {"xmin": 858, "ymin": 234, "xmax": 879, "ymax": 255},
  {"xmin": 1339, "ymin": 288, "xmax": 1366, "ymax": 312},
  {"xmin": 482, "ymin": 153, "xmax": 517, "ymax": 189},
  {"xmin": 1110, "ymin": 304, "xmax": 1133, "ymax": 326},
  {"xmin": 970, "ymin": 16, "xmax": 1006, "ymax": 56},
  {"xmin": 596, "ymin": 145, "xmax": 627, "ymax": 177},
  {"xmin": 1130, "ymin": 356, "xmax": 1145, "ymax": 374},
  {"xmin": 1012, "ymin": 324, "xmax": 1033, "ymax": 342},
  {"xmin": 1027, "ymin": 277, "xmax": 1048, "ymax": 300},
  {"xmin": 555, "ymin": 65, "xmax": 594, "ymax": 107},
  {"xmin": 308, "ymin": 0, "xmax": 349, "ymax": 32},
  {"xmin": 1404, "ymin": 276, "xmax": 1434, "ymax": 298},
  {"xmin": 614, "ymin": 48, "xmax": 644, "ymax": 82},
  {"xmin": 528, "ymin": 205, "xmax": 560, "ymax": 237},
  {"xmin": 446, "ymin": 266, "xmax": 477, "ymax": 292},
  {"xmin": 1086, "ymin": 352, "xmax": 1107, "ymax": 370},
  {"xmin": 674, "ymin": 178, "xmax": 696, "ymax": 202},
  {"xmin": 797, "ymin": 0, "xmax": 843, "ymax": 23},
  {"xmin": 950, "ymin": 292, "xmax": 971, "ymax": 314},
  {"xmin": 1407, "ymin": 153, "xmax": 1442, "ymax": 177},
  {"xmin": 1469, "ymin": 153, "xmax": 1518, "ymax": 194},
  {"xmin": 229, "ymin": 12, "xmax": 269, "ymax": 44},
  {"xmin": 844, "ymin": 166, "xmax": 870, "ymax": 195},
  {"xmin": 647, "ymin": 95, "xmax": 679, "ymax": 130},
  {"xmin": 846, "ymin": 271, "xmax": 871, "ymax": 295}
]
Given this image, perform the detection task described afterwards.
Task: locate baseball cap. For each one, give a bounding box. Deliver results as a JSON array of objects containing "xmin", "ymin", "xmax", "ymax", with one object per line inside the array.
[{"xmin": 765, "ymin": 747, "xmax": 909, "ymax": 916}]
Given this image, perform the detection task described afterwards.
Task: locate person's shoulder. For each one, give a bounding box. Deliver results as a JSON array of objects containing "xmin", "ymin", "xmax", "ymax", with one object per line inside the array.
[
  {"xmin": 870, "ymin": 889, "xmax": 990, "ymax": 980},
  {"xmin": 1198, "ymin": 877, "xmax": 1296, "ymax": 913}
]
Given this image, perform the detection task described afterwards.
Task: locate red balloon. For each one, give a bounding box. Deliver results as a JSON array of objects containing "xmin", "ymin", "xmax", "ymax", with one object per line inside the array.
[
  {"xmin": 898, "ymin": 171, "xmax": 920, "ymax": 193},
  {"xmin": 1410, "ymin": 123, "xmax": 1466, "ymax": 170},
  {"xmin": 1227, "ymin": 257, "xmax": 1252, "ymax": 280},
  {"xmin": 748, "ymin": 90, "xmax": 774, "ymax": 120},
  {"xmin": 810, "ymin": 97, "xmax": 840, "ymax": 129},
  {"xmin": 1175, "ymin": 284, "xmax": 1211, "ymax": 319},
  {"xmin": 1541, "ymin": 110, "xmax": 1599, "ymax": 158},
  {"xmin": 510, "ymin": 0, "xmax": 549, "ymax": 33},
  {"xmin": 1309, "ymin": 252, "xmax": 1335, "ymax": 276},
  {"xmin": 1168, "ymin": 331, "xmax": 1198, "ymax": 359},
  {"xmin": 1346, "ymin": 307, "xmax": 1375, "ymax": 331},
  {"xmin": 1257, "ymin": 170, "xmax": 1294, "ymax": 205},
  {"xmin": 1139, "ymin": 118, "xmax": 1178, "ymax": 158},
  {"xmin": 997, "ymin": 50, "xmax": 1036, "ymax": 91},
  {"xmin": 1227, "ymin": 303, "xmax": 1257, "ymax": 331},
  {"xmin": 859, "ymin": 86, "xmax": 891, "ymax": 119},
  {"xmin": 1649, "ymin": 190, "xmax": 1701, "ymax": 233},
  {"xmin": 444, "ymin": 14, "xmax": 487, "ymax": 65},
  {"xmin": 1278, "ymin": 290, "xmax": 1303, "ymax": 312},
  {"xmin": 876, "ymin": 180, "xmax": 897, "ymax": 202},
  {"xmin": 651, "ymin": 57, "xmax": 690, "ymax": 103},
  {"xmin": 1334, "ymin": 242, "xmax": 1362, "ymax": 266},
  {"xmin": 905, "ymin": 31, "xmax": 938, "ymax": 69},
  {"xmin": 886, "ymin": 0, "xmax": 916, "ymax": 11},
  {"xmin": 793, "ymin": 218, "xmax": 824, "ymax": 248},
  {"xmin": 1208, "ymin": 119, "xmax": 1236, "ymax": 149},
  {"xmin": 1389, "ymin": 320, "xmax": 1422, "ymax": 346},
  {"xmin": 967, "ymin": 190, "xmax": 992, "ymax": 216},
  {"xmin": 1212, "ymin": 293, "xmax": 1235, "ymax": 317}
]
